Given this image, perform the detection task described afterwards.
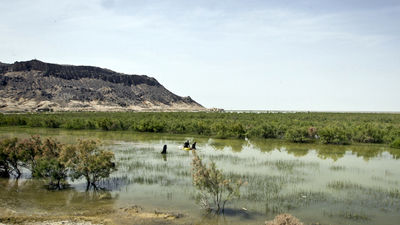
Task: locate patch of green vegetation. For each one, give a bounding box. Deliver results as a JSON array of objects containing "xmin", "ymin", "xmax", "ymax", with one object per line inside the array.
[
  {"xmin": 285, "ymin": 127, "xmax": 315, "ymax": 143},
  {"xmin": 1, "ymin": 112, "xmax": 400, "ymax": 146},
  {"xmin": 390, "ymin": 138, "xmax": 400, "ymax": 149},
  {"xmin": 319, "ymin": 125, "xmax": 352, "ymax": 145}
]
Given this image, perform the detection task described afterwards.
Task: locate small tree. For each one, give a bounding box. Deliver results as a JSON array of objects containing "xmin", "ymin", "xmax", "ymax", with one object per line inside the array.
[
  {"xmin": 191, "ymin": 151, "xmax": 244, "ymax": 214},
  {"xmin": 18, "ymin": 135, "xmax": 43, "ymax": 174},
  {"xmin": 32, "ymin": 138, "xmax": 69, "ymax": 189},
  {"xmin": 33, "ymin": 157, "xmax": 69, "ymax": 189},
  {"xmin": 0, "ymin": 142, "xmax": 10, "ymax": 178},
  {"xmin": 0, "ymin": 138, "xmax": 24, "ymax": 178},
  {"xmin": 68, "ymin": 140, "xmax": 116, "ymax": 190}
]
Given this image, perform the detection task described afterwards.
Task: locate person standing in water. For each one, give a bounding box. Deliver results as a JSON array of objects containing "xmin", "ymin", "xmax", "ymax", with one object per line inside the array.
[
  {"xmin": 183, "ymin": 140, "xmax": 190, "ymax": 148},
  {"xmin": 161, "ymin": 144, "xmax": 167, "ymax": 154}
]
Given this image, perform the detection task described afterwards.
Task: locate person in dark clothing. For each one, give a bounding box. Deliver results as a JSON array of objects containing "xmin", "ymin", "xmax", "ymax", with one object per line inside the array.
[
  {"xmin": 161, "ymin": 144, "xmax": 167, "ymax": 154},
  {"xmin": 183, "ymin": 140, "xmax": 190, "ymax": 148},
  {"xmin": 191, "ymin": 142, "xmax": 197, "ymax": 150}
]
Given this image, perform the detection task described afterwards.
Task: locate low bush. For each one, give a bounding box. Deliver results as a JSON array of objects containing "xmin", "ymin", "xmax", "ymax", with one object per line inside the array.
[
  {"xmin": 285, "ymin": 127, "xmax": 314, "ymax": 143},
  {"xmin": 319, "ymin": 125, "xmax": 351, "ymax": 145},
  {"xmin": 390, "ymin": 139, "xmax": 400, "ymax": 149},
  {"xmin": 353, "ymin": 123, "xmax": 384, "ymax": 143},
  {"xmin": 68, "ymin": 140, "xmax": 117, "ymax": 190}
]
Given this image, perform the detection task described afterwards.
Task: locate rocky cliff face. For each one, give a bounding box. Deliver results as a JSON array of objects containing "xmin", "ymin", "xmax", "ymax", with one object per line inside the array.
[{"xmin": 0, "ymin": 60, "xmax": 204, "ymax": 112}]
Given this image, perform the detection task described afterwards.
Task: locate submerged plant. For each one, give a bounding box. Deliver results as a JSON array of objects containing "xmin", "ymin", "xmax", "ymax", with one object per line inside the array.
[
  {"xmin": 191, "ymin": 151, "xmax": 245, "ymax": 214},
  {"xmin": 327, "ymin": 180, "xmax": 363, "ymax": 190}
]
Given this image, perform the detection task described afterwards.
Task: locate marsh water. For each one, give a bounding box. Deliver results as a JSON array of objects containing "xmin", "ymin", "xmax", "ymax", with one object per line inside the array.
[{"xmin": 1, "ymin": 127, "xmax": 400, "ymax": 225}]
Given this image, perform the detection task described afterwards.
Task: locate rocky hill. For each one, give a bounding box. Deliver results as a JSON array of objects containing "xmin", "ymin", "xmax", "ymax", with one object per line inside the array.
[{"xmin": 0, "ymin": 60, "xmax": 204, "ymax": 112}]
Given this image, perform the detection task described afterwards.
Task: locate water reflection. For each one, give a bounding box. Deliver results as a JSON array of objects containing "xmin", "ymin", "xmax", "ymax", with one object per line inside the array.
[
  {"xmin": 0, "ymin": 178, "xmax": 118, "ymax": 215},
  {"xmin": 249, "ymin": 138, "xmax": 397, "ymax": 161},
  {"xmin": 208, "ymin": 138, "xmax": 246, "ymax": 152}
]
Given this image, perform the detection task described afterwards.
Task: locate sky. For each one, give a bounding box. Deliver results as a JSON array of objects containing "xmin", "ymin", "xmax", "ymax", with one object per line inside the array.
[{"xmin": 1, "ymin": 0, "xmax": 399, "ymax": 111}]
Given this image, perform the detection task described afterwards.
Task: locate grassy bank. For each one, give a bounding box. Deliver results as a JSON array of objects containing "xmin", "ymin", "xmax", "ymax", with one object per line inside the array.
[{"xmin": 1, "ymin": 112, "xmax": 400, "ymax": 146}]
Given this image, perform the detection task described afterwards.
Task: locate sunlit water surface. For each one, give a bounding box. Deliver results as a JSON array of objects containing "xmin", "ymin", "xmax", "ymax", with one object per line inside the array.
[{"xmin": 0, "ymin": 128, "xmax": 400, "ymax": 225}]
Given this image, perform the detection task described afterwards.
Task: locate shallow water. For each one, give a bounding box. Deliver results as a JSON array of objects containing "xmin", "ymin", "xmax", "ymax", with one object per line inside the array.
[{"xmin": 0, "ymin": 127, "xmax": 400, "ymax": 225}]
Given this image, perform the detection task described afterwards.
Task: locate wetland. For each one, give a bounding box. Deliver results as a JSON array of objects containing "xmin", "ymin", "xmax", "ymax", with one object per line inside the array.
[{"xmin": 0, "ymin": 127, "xmax": 399, "ymax": 224}]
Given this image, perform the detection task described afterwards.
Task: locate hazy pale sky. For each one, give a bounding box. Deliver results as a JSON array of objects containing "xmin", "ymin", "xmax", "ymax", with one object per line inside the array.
[{"xmin": 1, "ymin": 0, "xmax": 399, "ymax": 111}]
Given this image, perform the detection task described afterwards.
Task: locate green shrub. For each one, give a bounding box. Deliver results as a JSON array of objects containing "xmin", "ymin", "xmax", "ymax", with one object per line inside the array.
[
  {"xmin": 68, "ymin": 140, "xmax": 117, "ymax": 190},
  {"xmin": 192, "ymin": 121, "xmax": 211, "ymax": 135},
  {"xmin": 134, "ymin": 119, "xmax": 165, "ymax": 132},
  {"xmin": 390, "ymin": 139, "xmax": 400, "ymax": 149},
  {"xmin": 33, "ymin": 157, "xmax": 68, "ymax": 189},
  {"xmin": 0, "ymin": 138, "xmax": 24, "ymax": 178},
  {"xmin": 211, "ymin": 122, "xmax": 230, "ymax": 139},
  {"xmin": 43, "ymin": 118, "xmax": 62, "ymax": 128},
  {"xmin": 18, "ymin": 135, "xmax": 43, "ymax": 173},
  {"xmin": 30, "ymin": 138, "xmax": 71, "ymax": 189},
  {"xmin": 0, "ymin": 136, "xmax": 45, "ymax": 179},
  {"xmin": 383, "ymin": 128, "xmax": 400, "ymax": 143},
  {"xmin": 319, "ymin": 125, "xmax": 351, "ymax": 145},
  {"xmin": 1, "ymin": 116, "xmax": 27, "ymax": 126},
  {"xmin": 249, "ymin": 123, "xmax": 278, "ymax": 139},
  {"xmin": 98, "ymin": 118, "xmax": 123, "ymax": 131},
  {"xmin": 26, "ymin": 118, "xmax": 44, "ymax": 127},
  {"xmin": 228, "ymin": 122, "xmax": 246, "ymax": 139},
  {"xmin": 64, "ymin": 118, "xmax": 87, "ymax": 129},
  {"xmin": 260, "ymin": 123, "xmax": 278, "ymax": 138},
  {"xmin": 85, "ymin": 120, "xmax": 97, "ymax": 129},
  {"xmin": 353, "ymin": 124, "xmax": 384, "ymax": 143},
  {"xmin": 167, "ymin": 122, "xmax": 186, "ymax": 134},
  {"xmin": 0, "ymin": 142, "xmax": 10, "ymax": 178},
  {"xmin": 285, "ymin": 127, "xmax": 314, "ymax": 143}
]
